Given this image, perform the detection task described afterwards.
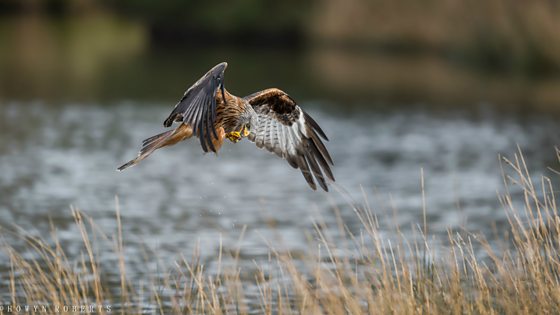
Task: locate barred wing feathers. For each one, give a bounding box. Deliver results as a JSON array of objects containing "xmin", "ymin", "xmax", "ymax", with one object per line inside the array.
[
  {"xmin": 245, "ymin": 88, "xmax": 334, "ymax": 191},
  {"xmin": 163, "ymin": 62, "xmax": 227, "ymax": 153}
]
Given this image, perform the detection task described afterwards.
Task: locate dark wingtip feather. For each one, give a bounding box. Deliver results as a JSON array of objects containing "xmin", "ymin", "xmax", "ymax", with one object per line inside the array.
[
  {"xmin": 304, "ymin": 112, "xmax": 329, "ymax": 141},
  {"xmin": 212, "ymin": 82, "xmax": 222, "ymax": 140},
  {"xmin": 298, "ymin": 156, "xmax": 317, "ymax": 190},
  {"xmin": 205, "ymin": 103, "xmax": 217, "ymax": 152},
  {"xmin": 309, "ymin": 130, "xmax": 334, "ymax": 166},
  {"xmin": 306, "ymin": 154, "xmax": 328, "ymax": 191},
  {"xmin": 117, "ymin": 160, "xmax": 136, "ymax": 171},
  {"xmin": 308, "ymin": 138, "xmax": 335, "ymax": 182},
  {"xmin": 200, "ymin": 113, "xmax": 216, "ymax": 153},
  {"xmin": 163, "ymin": 115, "xmax": 174, "ymax": 128},
  {"xmin": 287, "ymin": 156, "xmax": 299, "ymax": 169}
]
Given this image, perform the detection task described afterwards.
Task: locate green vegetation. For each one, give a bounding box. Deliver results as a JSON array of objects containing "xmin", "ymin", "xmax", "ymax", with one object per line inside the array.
[
  {"xmin": 310, "ymin": 0, "xmax": 560, "ymax": 75},
  {"xmin": 106, "ymin": 0, "xmax": 310, "ymax": 43},
  {"xmin": 3, "ymin": 149, "xmax": 560, "ymax": 314},
  {"xmin": 3, "ymin": 0, "xmax": 560, "ymax": 106},
  {"xmin": 4, "ymin": 0, "xmax": 560, "ymax": 75}
]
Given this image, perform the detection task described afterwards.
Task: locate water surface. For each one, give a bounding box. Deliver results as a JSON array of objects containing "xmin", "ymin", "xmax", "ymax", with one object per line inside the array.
[{"xmin": 1, "ymin": 101, "xmax": 559, "ymax": 305}]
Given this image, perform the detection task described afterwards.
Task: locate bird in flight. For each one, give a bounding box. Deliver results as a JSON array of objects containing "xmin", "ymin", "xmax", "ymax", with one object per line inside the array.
[{"xmin": 117, "ymin": 62, "xmax": 334, "ymax": 191}]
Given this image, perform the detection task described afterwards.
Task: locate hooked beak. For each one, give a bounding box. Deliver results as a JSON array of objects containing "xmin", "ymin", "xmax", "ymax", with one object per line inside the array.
[{"xmin": 242, "ymin": 125, "xmax": 250, "ymax": 137}]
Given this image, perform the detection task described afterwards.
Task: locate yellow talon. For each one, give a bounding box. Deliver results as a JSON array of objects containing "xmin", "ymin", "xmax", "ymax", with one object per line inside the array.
[
  {"xmin": 226, "ymin": 131, "xmax": 242, "ymax": 143},
  {"xmin": 226, "ymin": 126, "xmax": 250, "ymax": 143}
]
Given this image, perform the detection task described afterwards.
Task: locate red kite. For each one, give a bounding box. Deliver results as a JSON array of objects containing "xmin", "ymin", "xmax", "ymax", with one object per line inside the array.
[{"xmin": 118, "ymin": 62, "xmax": 334, "ymax": 191}]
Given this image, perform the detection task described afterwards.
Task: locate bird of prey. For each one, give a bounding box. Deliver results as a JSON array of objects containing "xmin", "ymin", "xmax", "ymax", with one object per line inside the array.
[{"xmin": 117, "ymin": 62, "xmax": 334, "ymax": 191}]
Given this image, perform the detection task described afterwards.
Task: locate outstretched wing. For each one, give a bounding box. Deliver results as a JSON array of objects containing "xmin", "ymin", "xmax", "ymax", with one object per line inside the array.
[
  {"xmin": 245, "ymin": 88, "xmax": 334, "ymax": 191},
  {"xmin": 163, "ymin": 62, "xmax": 227, "ymax": 152}
]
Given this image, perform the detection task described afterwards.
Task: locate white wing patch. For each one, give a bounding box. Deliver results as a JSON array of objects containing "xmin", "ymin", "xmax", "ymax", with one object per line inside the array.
[
  {"xmin": 244, "ymin": 88, "xmax": 334, "ymax": 191},
  {"xmin": 248, "ymin": 107, "xmax": 333, "ymax": 190},
  {"xmin": 257, "ymin": 110, "xmax": 301, "ymax": 157}
]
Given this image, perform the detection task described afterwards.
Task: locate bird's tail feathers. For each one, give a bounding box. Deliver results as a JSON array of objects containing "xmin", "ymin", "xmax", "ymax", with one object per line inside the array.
[{"xmin": 117, "ymin": 130, "xmax": 175, "ymax": 171}]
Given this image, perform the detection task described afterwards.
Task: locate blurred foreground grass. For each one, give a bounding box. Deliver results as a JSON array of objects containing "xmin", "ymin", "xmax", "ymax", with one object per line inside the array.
[{"xmin": 3, "ymin": 149, "xmax": 560, "ymax": 314}]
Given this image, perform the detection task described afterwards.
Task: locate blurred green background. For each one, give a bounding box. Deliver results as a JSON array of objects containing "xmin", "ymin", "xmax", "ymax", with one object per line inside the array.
[{"xmin": 1, "ymin": 0, "xmax": 560, "ymax": 113}]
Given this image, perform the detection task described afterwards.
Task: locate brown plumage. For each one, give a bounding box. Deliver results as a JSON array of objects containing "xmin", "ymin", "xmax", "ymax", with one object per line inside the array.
[{"xmin": 117, "ymin": 62, "xmax": 334, "ymax": 191}]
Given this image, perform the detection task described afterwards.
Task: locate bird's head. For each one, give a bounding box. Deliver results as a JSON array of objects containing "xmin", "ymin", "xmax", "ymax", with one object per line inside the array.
[{"xmin": 237, "ymin": 103, "xmax": 258, "ymax": 136}]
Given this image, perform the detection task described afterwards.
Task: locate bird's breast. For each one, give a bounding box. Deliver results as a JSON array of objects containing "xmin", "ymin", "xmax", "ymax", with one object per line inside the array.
[{"xmin": 215, "ymin": 94, "xmax": 246, "ymax": 133}]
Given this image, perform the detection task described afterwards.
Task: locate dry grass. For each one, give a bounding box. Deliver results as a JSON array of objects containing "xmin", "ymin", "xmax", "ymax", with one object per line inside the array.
[{"xmin": 2, "ymin": 148, "xmax": 560, "ymax": 314}]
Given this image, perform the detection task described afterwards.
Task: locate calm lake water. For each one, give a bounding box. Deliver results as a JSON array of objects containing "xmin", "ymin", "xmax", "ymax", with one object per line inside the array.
[{"xmin": 1, "ymin": 99, "xmax": 560, "ymax": 306}]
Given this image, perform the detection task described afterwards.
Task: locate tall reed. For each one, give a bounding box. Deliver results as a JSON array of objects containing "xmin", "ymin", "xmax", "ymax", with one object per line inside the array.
[{"xmin": 2, "ymin": 148, "xmax": 560, "ymax": 314}]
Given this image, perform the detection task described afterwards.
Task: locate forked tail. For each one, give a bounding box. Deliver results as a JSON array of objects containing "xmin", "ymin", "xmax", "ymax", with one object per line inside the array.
[{"xmin": 117, "ymin": 130, "xmax": 175, "ymax": 171}]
